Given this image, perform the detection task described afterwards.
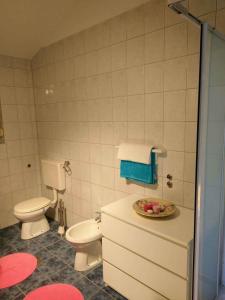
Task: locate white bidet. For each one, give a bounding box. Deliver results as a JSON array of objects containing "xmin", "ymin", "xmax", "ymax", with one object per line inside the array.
[{"xmin": 66, "ymin": 219, "xmax": 102, "ymax": 271}]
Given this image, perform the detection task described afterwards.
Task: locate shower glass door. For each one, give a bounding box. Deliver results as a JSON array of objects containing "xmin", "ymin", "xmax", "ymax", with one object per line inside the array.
[{"xmin": 194, "ymin": 23, "xmax": 225, "ymax": 300}]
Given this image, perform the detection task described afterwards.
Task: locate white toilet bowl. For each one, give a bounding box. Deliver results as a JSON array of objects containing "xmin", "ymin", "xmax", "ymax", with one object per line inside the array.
[
  {"xmin": 14, "ymin": 197, "xmax": 51, "ymax": 240},
  {"xmin": 66, "ymin": 219, "xmax": 102, "ymax": 272},
  {"xmin": 14, "ymin": 159, "xmax": 66, "ymax": 240}
]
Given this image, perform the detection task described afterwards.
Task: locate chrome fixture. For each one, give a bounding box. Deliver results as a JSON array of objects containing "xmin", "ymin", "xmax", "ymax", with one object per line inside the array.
[
  {"xmin": 168, "ymin": 0, "xmax": 202, "ymax": 27},
  {"xmin": 95, "ymin": 211, "xmax": 101, "ymax": 223},
  {"xmin": 167, "ymin": 174, "xmax": 173, "ymax": 180},
  {"xmin": 63, "ymin": 160, "xmax": 72, "ymax": 176}
]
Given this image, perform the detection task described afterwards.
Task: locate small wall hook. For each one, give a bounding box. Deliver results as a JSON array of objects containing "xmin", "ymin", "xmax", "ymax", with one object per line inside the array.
[
  {"xmin": 167, "ymin": 181, "xmax": 173, "ymax": 188},
  {"xmin": 167, "ymin": 174, "xmax": 173, "ymax": 180}
]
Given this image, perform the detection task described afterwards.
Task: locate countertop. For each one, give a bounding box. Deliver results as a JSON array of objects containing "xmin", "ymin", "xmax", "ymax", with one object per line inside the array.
[{"xmin": 101, "ymin": 194, "xmax": 194, "ymax": 248}]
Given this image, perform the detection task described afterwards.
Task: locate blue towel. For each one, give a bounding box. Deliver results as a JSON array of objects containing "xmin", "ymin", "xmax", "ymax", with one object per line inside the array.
[{"xmin": 120, "ymin": 151, "xmax": 157, "ymax": 184}]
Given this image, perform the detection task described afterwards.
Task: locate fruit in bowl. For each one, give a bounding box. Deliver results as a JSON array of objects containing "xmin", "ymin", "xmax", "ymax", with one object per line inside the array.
[{"xmin": 143, "ymin": 202, "xmax": 166, "ymax": 215}]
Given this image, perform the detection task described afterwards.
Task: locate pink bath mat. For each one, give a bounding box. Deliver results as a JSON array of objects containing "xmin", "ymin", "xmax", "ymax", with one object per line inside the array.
[
  {"xmin": 24, "ymin": 283, "xmax": 84, "ymax": 300},
  {"xmin": 0, "ymin": 253, "xmax": 37, "ymax": 289}
]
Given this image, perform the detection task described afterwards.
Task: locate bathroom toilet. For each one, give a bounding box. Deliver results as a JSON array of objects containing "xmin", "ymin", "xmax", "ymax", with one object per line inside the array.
[
  {"xmin": 66, "ymin": 219, "xmax": 102, "ymax": 272},
  {"xmin": 14, "ymin": 160, "xmax": 65, "ymax": 240},
  {"xmin": 14, "ymin": 197, "xmax": 51, "ymax": 239}
]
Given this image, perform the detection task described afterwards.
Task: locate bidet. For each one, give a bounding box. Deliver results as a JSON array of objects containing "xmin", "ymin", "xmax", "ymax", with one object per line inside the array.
[{"xmin": 66, "ymin": 219, "xmax": 102, "ymax": 271}]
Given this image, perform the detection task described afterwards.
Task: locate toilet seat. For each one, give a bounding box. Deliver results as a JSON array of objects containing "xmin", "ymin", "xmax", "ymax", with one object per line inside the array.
[{"xmin": 14, "ymin": 197, "xmax": 51, "ymax": 214}]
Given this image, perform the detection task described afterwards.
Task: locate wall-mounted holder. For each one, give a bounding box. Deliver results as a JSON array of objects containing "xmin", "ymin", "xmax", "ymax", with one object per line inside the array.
[
  {"xmin": 63, "ymin": 161, "xmax": 72, "ymax": 176},
  {"xmin": 115, "ymin": 145, "xmax": 164, "ymax": 170},
  {"xmin": 115, "ymin": 145, "xmax": 164, "ymax": 154}
]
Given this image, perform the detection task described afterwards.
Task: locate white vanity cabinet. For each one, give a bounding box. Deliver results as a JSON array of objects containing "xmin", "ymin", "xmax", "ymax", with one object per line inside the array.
[{"xmin": 101, "ymin": 195, "xmax": 194, "ymax": 300}]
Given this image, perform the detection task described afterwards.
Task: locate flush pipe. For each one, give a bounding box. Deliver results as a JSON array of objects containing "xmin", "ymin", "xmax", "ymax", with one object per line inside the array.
[{"xmin": 50, "ymin": 188, "xmax": 58, "ymax": 208}]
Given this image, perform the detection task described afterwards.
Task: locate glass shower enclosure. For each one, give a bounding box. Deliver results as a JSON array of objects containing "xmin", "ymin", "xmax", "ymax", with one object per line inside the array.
[{"xmin": 194, "ymin": 23, "xmax": 225, "ymax": 300}]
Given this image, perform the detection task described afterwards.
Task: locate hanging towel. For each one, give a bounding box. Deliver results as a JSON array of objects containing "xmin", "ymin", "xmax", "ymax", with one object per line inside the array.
[
  {"xmin": 118, "ymin": 143, "xmax": 157, "ymax": 184},
  {"xmin": 118, "ymin": 142, "xmax": 153, "ymax": 164},
  {"xmin": 120, "ymin": 151, "xmax": 157, "ymax": 184}
]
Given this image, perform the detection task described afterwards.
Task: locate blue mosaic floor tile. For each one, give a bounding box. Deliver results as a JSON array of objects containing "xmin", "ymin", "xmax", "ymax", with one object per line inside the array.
[
  {"xmin": 86, "ymin": 265, "xmax": 104, "ymax": 288},
  {"xmin": 1, "ymin": 232, "xmax": 27, "ymax": 248},
  {"xmin": 0, "ymin": 286, "xmax": 24, "ymax": 300},
  {"xmin": 0, "ymin": 224, "xmax": 20, "ymax": 237},
  {"xmin": 14, "ymin": 294, "xmax": 25, "ymax": 300},
  {"xmin": 46, "ymin": 239, "xmax": 75, "ymax": 266},
  {"xmin": 0, "ymin": 224, "xmax": 20, "ymax": 255},
  {"xmin": 49, "ymin": 265, "xmax": 84, "ymax": 285},
  {"xmin": 0, "ymin": 243, "xmax": 17, "ymax": 256},
  {"xmin": 37, "ymin": 255, "xmax": 68, "ymax": 276},
  {"xmin": 35, "ymin": 247, "xmax": 53, "ymax": 261},
  {"xmin": 90, "ymin": 289, "xmax": 114, "ymax": 300},
  {"xmin": 103, "ymin": 286, "xmax": 127, "ymax": 300},
  {"xmin": 33, "ymin": 230, "xmax": 61, "ymax": 247},
  {"xmin": 48, "ymin": 218, "xmax": 59, "ymax": 231},
  {"xmin": 14, "ymin": 239, "xmax": 43, "ymax": 254},
  {"xmin": 17, "ymin": 269, "xmax": 52, "ymax": 294},
  {"xmin": 74, "ymin": 277, "xmax": 101, "ymax": 299}
]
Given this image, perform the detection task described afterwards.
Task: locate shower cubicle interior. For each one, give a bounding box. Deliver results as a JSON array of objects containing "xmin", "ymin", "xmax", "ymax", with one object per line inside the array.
[{"xmin": 195, "ymin": 23, "xmax": 225, "ymax": 300}]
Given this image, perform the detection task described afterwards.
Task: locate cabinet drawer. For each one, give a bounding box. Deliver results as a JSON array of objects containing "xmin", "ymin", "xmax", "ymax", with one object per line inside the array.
[
  {"xmin": 103, "ymin": 238, "xmax": 188, "ymax": 300},
  {"xmin": 102, "ymin": 213, "xmax": 189, "ymax": 278},
  {"xmin": 103, "ymin": 261, "xmax": 167, "ymax": 300}
]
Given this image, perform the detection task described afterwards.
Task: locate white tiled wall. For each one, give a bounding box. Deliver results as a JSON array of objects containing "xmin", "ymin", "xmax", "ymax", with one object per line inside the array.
[
  {"xmin": 0, "ymin": 55, "xmax": 41, "ymax": 228},
  {"xmin": 31, "ymin": 0, "xmax": 200, "ymax": 227}
]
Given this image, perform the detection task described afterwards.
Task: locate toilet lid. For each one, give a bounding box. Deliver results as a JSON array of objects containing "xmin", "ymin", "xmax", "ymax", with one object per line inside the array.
[{"xmin": 14, "ymin": 197, "xmax": 51, "ymax": 213}]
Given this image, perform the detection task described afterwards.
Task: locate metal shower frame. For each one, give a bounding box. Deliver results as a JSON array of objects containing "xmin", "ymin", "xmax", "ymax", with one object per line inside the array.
[
  {"xmin": 168, "ymin": 1, "xmax": 225, "ymax": 300},
  {"xmin": 168, "ymin": 0, "xmax": 225, "ymax": 40}
]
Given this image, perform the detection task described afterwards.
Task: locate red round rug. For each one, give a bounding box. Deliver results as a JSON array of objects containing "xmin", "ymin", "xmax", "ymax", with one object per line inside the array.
[
  {"xmin": 24, "ymin": 284, "xmax": 84, "ymax": 300},
  {"xmin": 0, "ymin": 253, "xmax": 37, "ymax": 289}
]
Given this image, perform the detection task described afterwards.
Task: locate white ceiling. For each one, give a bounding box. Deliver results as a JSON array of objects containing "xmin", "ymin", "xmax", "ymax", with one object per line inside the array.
[{"xmin": 0, "ymin": 0, "xmax": 149, "ymax": 59}]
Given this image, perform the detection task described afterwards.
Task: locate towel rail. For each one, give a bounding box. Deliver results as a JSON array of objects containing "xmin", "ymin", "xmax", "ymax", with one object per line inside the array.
[{"xmin": 115, "ymin": 145, "xmax": 163, "ymax": 154}]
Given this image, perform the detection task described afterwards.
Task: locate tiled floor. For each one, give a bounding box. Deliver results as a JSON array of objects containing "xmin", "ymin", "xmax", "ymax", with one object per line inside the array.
[{"xmin": 0, "ymin": 220, "xmax": 127, "ymax": 300}]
